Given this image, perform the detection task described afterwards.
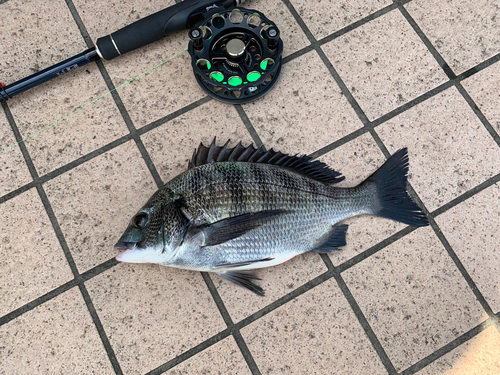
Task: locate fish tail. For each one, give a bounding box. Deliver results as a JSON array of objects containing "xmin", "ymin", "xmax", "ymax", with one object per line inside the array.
[{"xmin": 362, "ymin": 148, "xmax": 429, "ymax": 227}]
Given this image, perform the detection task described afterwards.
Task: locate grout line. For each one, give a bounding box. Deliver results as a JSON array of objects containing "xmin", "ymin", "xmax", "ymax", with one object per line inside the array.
[
  {"xmin": 232, "ymin": 330, "xmax": 262, "ymax": 375},
  {"xmin": 201, "ymin": 266, "xmax": 262, "ymax": 374},
  {"xmin": 144, "ymin": 329, "xmax": 231, "ymax": 375},
  {"xmin": 201, "ymin": 272, "xmax": 234, "ymax": 326},
  {"xmin": 397, "ymin": 3, "xmax": 456, "ymax": 79},
  {"xmin": 337, "ymin": 225, "xmax": 417, "ymax": 273},
  {"xmin": 78, "ymin": 283, "xmax": 124, "ymax": 375},
  {"xmin": 455, "ymin": 82, "xmax": 500, "ymax": 147},
  {"xmin": 430, "ymin": 173, "xmax": 500, "ymax": 217},
  {"xmin": 399, "ymin": 317, "xmax": 497, "ymax": 375},
  {"xmin": 4, "ymin": 92, "xmax": 126, "ymax": 373},
  {"xmin": 428, "ymin": 216, "xmax": 495, "ymax": 316},
  {"xmin": 233, "ymin": 104, "xmax": 264, "ymax": 147},
  {"xmin": 0, "ymin": 257, "xmax": 118, "ymax": 327},
  {"xmin": 64, "ymin": 0, "xmax": 94, "ymax": 48},
  {"xmin": 139, "ymin": 96, "xmax": 213, "ymax": 134},
  {"xmin": 308, "ymin": 127, "xmax": 369, "ymax": 159},
  {"xmin": 333, "ymin": 270, "xmax": 398, "ymax": 375},
  {"xmin": 317, "ymin": 2, "xmax": 400, "ymax": 47},
  {"xmin": 371, "ymin": 130, "xmax": 496, "ymax": 317},
  {"xmin": 281, "ymin": 0, "xmax": 370, "ymax": 126},
  {"xmin": 94, "ymin": 59, "xmax": 165, "ymax": 187},
  {"xmin": 0, "ymin": 281, "xmax": 78, "ymax": 327}
]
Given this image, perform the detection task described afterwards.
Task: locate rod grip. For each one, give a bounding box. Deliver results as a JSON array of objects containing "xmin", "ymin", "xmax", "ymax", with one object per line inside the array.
[{"xmin": 96, "ymin": 0, "xmax": 203, "ymax": 60}]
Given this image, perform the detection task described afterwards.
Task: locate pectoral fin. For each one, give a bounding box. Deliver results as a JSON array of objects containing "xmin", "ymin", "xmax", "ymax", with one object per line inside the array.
[
  {"xmin": 308, "ymin": 224, "xmax": 348, "ymax": 253},
  {"xmin": 196, "ymin": 210, "xmax": 288, "ymax": 247},
  {"xmin": 217, "ymin": 270, "xmax": 265, "ymax": 296}
]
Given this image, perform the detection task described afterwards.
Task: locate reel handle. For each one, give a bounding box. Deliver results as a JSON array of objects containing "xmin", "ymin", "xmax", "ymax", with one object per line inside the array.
[{"xmin": 96, "ymin": 0, "xmax": 244, "ymax": 60}]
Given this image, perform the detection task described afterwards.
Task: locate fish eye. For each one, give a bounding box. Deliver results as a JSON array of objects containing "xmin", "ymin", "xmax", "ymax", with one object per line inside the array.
[{"xmin": 133, "ymin": 213, "xmax": 148, "ymax": 229}]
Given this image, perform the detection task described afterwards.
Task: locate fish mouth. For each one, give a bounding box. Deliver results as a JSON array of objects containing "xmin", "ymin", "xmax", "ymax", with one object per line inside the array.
[
  {"xmin": 114, "ymin": 242, "xmax": 140, "ymax": 262},
  {"xmin": 114, "ymin": 241, "xmax": 135, "ymax": 251}
]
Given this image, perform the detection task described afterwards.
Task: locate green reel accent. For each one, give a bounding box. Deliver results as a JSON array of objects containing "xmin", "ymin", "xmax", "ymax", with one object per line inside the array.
[
  {"xmin": 247, "ymin": 72, "xmax": 261, "ymax": 82},
  {"xmin": 228, "ymin": 76, "xmax": 243, "ymax": 86},
  {"xmin": 210, "ymin": 72, "xmax": 224, "ymax": 82}
]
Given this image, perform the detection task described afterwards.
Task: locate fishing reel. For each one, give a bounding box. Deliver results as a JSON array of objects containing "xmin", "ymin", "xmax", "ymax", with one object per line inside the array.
[
  {"xmin": 0, "ymin": 1, "xmax": 283, "ymax": 104},
  {"xmin": 188, "ymin": 8, "xmax": 283, "ymax": 103}
]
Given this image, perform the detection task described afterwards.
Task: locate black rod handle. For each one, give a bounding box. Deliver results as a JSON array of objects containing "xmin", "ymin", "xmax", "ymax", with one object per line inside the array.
[
  {"xmin": 0, "ymin": 49, "xmax": 99, "ymax": 103},
  {"xmin": 96, "ymin": 0, "xmax": 204, "ymax": 60}
]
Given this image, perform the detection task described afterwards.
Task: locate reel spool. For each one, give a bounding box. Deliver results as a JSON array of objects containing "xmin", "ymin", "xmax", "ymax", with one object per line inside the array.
[{"xmin": 188, "ymin": 8, "xmax": 283, "ymax": 103}]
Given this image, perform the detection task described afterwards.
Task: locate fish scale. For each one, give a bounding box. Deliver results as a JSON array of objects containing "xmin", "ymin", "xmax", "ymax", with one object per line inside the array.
[{"xmin": 114, "ymin": 140, "xmax": 429, "ymax": 296}]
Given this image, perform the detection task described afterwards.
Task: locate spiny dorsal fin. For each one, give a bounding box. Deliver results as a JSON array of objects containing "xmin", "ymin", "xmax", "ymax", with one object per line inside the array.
[{"xmin": 187, "ymin": 137, "xmax": 345, "ymax": 185}]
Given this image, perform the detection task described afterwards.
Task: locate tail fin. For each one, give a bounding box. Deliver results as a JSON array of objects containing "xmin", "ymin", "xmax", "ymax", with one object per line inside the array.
[{"xmin": 364, "ymin": 148, "xmax": 429, "ymax": 227}]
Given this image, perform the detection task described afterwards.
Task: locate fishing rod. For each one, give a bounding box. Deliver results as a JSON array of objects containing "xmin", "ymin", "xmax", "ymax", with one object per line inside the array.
[{"xmin": 0, "ymin": 0, "xmax": 283, "ymax": 104}]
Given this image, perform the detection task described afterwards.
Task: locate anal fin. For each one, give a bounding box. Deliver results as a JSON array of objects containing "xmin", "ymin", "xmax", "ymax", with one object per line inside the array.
[
  {"xmin": 308, "ymin": 224, "xmax": 348, "ymax": 254},
  {"xmin": 217, "ymin": 270, "xmax": 264, "ymax": 296}
]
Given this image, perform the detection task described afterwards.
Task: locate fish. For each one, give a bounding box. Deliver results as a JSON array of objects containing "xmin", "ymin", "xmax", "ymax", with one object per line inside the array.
[{"xmin": 114, "ymin": 139, "xmax": 429, "ymax": 296}]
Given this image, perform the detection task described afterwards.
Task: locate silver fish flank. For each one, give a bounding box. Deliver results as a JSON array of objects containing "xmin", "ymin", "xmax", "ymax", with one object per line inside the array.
[{"xmin": 114, "ymin": 139, "xmax": 429, "ymax": 295}]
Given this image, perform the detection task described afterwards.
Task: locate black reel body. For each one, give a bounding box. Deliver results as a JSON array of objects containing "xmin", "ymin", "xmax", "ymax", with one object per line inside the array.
[{"xmin": 188, "ymin": 8, "xmax": 283, "ymax": 103}]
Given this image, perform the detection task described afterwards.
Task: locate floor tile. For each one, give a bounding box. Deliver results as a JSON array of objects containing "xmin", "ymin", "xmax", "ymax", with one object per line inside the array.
[
  {"xmin": 86, "ymin": 263, "xmax": 226, "ymax": 375},
  {"xmin": 0, "ymin": 110, "xmax": 32, "ymax": 197},
  {"xmin": 141, "ymin": 100, "xmax": 253, "ymax": 184},
  {"xmin": 406, "ymin": 0, "xmax": 500, "ymax": 74},
  {"xmin": 343, "ymin": 226, "xmax": 486, "ymax": 372},
  {"xmin": 414, "ymin": 326, "xmax": 500, "ymax": 375},
  {"xmin": 0, "ymin": 0, "xmax": 86, "ymax": 84},
  {"xmin": 376, "ymin": 87, "xmax": 500, "ymax": 212},
  {"xmin": 215, "ymin": 252, "xmax": 327, "ymax": 322},
  {"xmin": 318, "ymin": 133, "xmax": 407, "ymax": 266},
  {"xmin": 44, "ymin": 141, "xmax": 157, "ymax": 273},
  {"xmin": 244, "ymin": 0, "xmax": 310, "ymax": 57},
  {"xmin": 321, "ymin": 9, "xmax": 448, "ymax": 121},
  {"xmin": 241, "ymin": 278, "xmax": 388, "ymax": 375},
  {"xmin": 0, "ymin": 287, "xmax": 114, "ymax": 375},
  {"xmin": 0, "ymin": 188, "xmax": 73, "ymax": 317},
  {"xmin": 290, "ymin": 0, "xmax": 392, "ymax": 40},
  {"xmin": 435, "ymin": 182, "xmax": 500, "ymax": 313},
  {"xmin": 8, "ymin": 62, "xmax": 130, "ymax": 176},
  {"xmin": 461, "ymin": 61, "xmax": 500, "ymax": 136},
  {"xmin": 166, "ymin": 336, "xmax": 252, "ymax": 375},
  {"xmin": 243, "ymin": 50, "xmax": 363, "ymax": 155}
]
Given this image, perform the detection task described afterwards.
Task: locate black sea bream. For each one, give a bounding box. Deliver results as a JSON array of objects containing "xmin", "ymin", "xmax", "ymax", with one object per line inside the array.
[{"xmin": 114, "ymin": 139, "xmax": 429, "ymax": 295}]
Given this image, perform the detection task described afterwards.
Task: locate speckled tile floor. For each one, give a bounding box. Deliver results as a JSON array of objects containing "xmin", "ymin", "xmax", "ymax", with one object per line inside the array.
[{"xmin": 1, "ymin": 0, "xmax": 499, "ymax": 374}]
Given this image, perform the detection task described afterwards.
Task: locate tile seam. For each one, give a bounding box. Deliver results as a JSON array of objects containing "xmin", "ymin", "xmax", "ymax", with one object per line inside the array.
[
  {"xmin": 370, "ymin": 131, "xmax": 496, "ymax": 315},
  {"xmin": 454, "ymin": 83, "xmax": 500, "ymax": 147},
  {"xmin": 234, "ymin": 104, "xmax": 264, "ymax": 147},
  {"xmin": 93, "ymin": 59, "xmax": 165, "ymax": 188},
  {"xmin": 333, "ymin": 270, "xmax": 398, "ymax": 375},
  {"xmin": 397, "ymin": 3, "xmax": 456, "ymax": 79},
  {"xmin": 144, "ymin": 329, "xmax": 232, "ymax": 375},
  {"xmin": 0, "ymin": 257, "xmax": 118, "ymax": 327},
  {"xmin": 201, "ymin": 268, "xmax": 262, "ymax": 375},
  {"xmin": 399, "ymin": 317, "xmax": 497, "ymax": 375},
  {"xmin": 64, "ymin": 0, "xmax": 94, "ymax": 48},
  {"xmin": 78, "ymin": 283, "xmax": 124, "ymax": 375}
]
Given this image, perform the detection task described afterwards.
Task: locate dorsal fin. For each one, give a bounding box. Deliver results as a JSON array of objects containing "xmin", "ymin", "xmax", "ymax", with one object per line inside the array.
[{"xmin": 187, "ymin": 138, "xmax": 345, "ymax": 185}]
